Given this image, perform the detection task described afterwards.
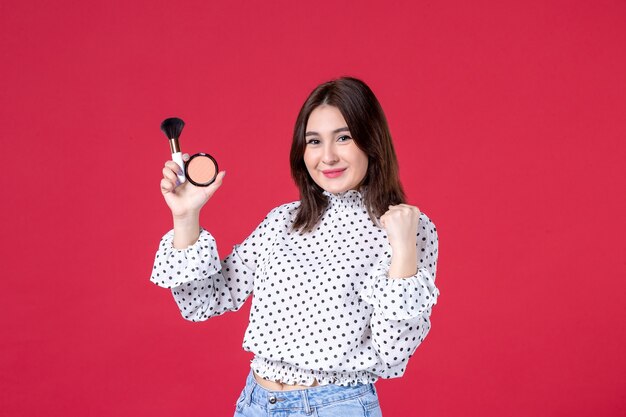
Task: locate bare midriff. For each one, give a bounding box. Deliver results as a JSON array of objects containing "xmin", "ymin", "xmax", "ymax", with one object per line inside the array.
[{"xmin": 253, "ymin": 370, "xmax": 320, "ymax": 391}]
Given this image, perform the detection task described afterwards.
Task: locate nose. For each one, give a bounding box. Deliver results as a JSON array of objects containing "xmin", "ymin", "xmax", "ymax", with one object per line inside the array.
[{"xmin": 322, "ymin": 142, "xmax": 339, "ymax": 165}]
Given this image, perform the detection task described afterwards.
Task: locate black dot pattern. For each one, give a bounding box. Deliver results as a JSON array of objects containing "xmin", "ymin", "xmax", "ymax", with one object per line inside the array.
[{"xmin": 150, "ymin": 189, "xmax": 440, "ymax": 386}]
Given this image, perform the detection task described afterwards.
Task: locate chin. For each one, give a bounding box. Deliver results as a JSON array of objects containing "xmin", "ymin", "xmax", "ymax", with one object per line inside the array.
[{"xmin": 319, "ymin": 182, "xmax": 353, "ymax": 194}]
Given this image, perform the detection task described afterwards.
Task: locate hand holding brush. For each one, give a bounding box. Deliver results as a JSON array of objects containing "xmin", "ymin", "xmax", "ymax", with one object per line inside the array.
[{"xmin": 159, "ymin": 117, "xmax": 225, "ymax": 247}]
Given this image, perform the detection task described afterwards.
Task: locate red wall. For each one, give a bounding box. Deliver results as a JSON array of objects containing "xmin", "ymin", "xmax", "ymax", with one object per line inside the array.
[{"xmin": 1, "ymin": 0, "xmax": 625, "ymax": 416}]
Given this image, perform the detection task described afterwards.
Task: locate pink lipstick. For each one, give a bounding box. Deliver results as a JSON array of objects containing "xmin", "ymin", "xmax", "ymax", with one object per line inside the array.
[{"xmin": 322, "ymin": 168, "xmax": 346, "ymax": 178}]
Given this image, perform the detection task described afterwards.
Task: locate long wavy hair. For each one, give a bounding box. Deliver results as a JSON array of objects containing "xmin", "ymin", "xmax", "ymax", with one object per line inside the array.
[{"xmin": 290, "ymin": 77, "xmax": 406, "ymax": 233}]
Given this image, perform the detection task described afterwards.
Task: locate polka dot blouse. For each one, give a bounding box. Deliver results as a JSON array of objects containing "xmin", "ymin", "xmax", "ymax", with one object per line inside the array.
[{"xmin": 150, "ymin": 189, "xmax": 440, "ymax": 387}]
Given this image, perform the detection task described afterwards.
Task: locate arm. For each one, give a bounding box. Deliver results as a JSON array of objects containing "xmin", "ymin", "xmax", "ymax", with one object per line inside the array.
[
  {"xmin": 152, "ymin": 157, "xmax": 252, "ymax": 321},
  {"xmin": 360, "ymin": 212, "xmax": 440, "ymax": 378},
  {"xmin": 150, "ymin": 209, "xmax": 276, "ymax": 321}
]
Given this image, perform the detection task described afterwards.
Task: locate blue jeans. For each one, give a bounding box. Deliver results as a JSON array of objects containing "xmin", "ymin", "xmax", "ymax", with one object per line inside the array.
[{"xmin": 234, "ymin": 369, "xmax": 383, "ymax": 417}]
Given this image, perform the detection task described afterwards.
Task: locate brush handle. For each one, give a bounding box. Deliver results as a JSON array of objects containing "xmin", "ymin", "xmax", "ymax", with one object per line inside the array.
[{"xmin": 171, "ymin": 151, "xmax": 186, "ymax": 184}]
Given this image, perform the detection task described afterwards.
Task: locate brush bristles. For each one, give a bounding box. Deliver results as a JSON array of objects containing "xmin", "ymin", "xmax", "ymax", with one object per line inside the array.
[{"xmin": 160, "ymin": 117, "xmax": 185, "ymax": 140}]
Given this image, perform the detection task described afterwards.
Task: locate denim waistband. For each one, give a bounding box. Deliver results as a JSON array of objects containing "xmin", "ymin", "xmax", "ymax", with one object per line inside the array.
[{"xmin": 240, "ymin": 368, "xmax": 377, "ymax": 412}]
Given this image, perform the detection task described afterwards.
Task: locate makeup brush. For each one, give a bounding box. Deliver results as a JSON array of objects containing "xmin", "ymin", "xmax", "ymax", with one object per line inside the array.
[{"xmin": 160, "ymin": 117, "xmax": 186, "ymax": 184}]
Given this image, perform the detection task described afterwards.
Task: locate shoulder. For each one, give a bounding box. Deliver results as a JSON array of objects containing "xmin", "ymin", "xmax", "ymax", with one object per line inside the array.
[
  {"xmin": 418, "ymin": 210, "xmax": 436, "ymax": 230},
  {"xmin": 263, "ymin": 200, "xmax": 301, "ymax": 223},
  {"xmin": 417, "ymin": 210, "xmax": 438, "ymax": 243}
]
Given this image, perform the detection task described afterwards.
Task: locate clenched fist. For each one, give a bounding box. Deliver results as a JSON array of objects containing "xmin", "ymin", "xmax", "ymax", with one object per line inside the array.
[{"xmin": 380, "ymin": 204, "xmax": 421, "ymax": 278}]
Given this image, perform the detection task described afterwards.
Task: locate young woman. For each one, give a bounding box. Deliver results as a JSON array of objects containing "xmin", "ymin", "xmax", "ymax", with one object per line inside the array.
[{"xmin": 151, "ymin": 77, "xmax": 440, "ymax": 416}]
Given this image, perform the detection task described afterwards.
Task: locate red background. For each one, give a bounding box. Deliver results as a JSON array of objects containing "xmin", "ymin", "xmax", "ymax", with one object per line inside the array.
[{"xmin": 1, "ymin": 0, "xmax": 625, "ymax": 416}]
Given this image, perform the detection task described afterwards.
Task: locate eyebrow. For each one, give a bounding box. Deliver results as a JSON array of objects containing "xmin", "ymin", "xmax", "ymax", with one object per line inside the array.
[{"xmin": 305, "ymin": 127, "xmax": 350, "ymax": 136}]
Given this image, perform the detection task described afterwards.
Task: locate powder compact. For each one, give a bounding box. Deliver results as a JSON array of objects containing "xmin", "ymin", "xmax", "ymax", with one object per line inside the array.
[
  {"xmin": 185, "ymin": 152, "xmax": 219, "ymax": 187},
  {"xmin": 160, "ymin": 117, "xmax": 219, "ymax": 187}
]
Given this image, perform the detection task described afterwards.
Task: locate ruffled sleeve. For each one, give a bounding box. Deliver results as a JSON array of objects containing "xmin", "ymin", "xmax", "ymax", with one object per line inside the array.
[
  {"xmin": 150, "ymin": 228, "xmax": 222, "ymax": 289},
  {"xmin": 359, "ymin": 212, "xmax": 440, "ymax": 378},
  {"xmin": 149, "ymin": 207, "xmax": 280, "ymax": 321},
  {"xmin": 359, "ymin": 259, "xmax": 439, "ymax": 320}
]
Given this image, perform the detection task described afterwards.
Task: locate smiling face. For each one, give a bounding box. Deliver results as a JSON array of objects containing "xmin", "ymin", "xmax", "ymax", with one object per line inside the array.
[{"xmin": 303, "ymin": 105, "xmax": 369, "ymax": 194}]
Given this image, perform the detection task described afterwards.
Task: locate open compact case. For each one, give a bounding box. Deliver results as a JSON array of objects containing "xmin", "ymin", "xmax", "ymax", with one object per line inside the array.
[
  {"xmin": 184, "ymin": 152, "xmax": 219, "ymax": 187},
  {"xmin": 160, "ymin": 117, "xmax": 219, "ymax": 187}
]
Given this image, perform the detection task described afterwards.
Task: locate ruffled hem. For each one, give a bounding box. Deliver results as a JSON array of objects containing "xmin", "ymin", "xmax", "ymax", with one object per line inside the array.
[
  {"xmin": 250, "ymin": 357, "xmax": 378, "ymax": 387},
  {"xmin": 149, "ymin": 228, "xmax": 222, "ymax": 288},
  {"xmin": 359, "ymin": 258, "xmax": 440, "ymax": 320}
]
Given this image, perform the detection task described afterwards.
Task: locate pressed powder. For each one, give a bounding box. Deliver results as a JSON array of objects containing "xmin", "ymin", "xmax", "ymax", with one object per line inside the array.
[{"xmin": 185, "ymin": 153, "xmax": 218, "ymax": 186}]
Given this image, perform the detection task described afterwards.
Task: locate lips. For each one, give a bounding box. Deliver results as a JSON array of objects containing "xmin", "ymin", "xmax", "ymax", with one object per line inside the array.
[{"xmin": 322, "ymin": 168, "xmax": 347, "ymax": 178}]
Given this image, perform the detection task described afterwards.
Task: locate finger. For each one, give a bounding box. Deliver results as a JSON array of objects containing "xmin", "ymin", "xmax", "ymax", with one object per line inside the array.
[
  {"xmin": 402, "ymin": 204, "xmax": 420, "ymax": 213},
  {"xmin": 160, "ymin": 177, "xmax": 175, "ymax": 193},
  {"xmin": 162, "ymin": 166, "xmax": 179, "ymax": 183},
  {"xmin": 404, "ymin": 204, "xmax": 421, "ymax": 213},
  {"xmin": 390, "ymin": 204, "xmax": 419, "ymax": 214},
  {"xmin": 388, "ymin": 204, "xmax": 408, "ymax": 211},
  {"xmin": 386, "ymin": 205, "xmax": 404, "ymax": 214},
  {"xmin": 203, "ymin": 171, "xmax": 226, "ymax": 196},
  {"xmin": 393, "ymin": 203, "xmax": 415, "ymax": 210},
  {"xmin": 164, "ymin": 160, "xmax": 183, "ymax": 175}
]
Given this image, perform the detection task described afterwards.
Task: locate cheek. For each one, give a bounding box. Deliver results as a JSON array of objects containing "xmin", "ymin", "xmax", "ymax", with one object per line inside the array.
[
  {"xmin": 358, "ymin": 161, "xmax": 368, "ymax": 181},
  {"xmin": 353, "ymin": 151, "xmax": 369, "ymax": 178},
  {"xmin": 303, "ymin": 149, "xmax": 316, "ymax": 172}
]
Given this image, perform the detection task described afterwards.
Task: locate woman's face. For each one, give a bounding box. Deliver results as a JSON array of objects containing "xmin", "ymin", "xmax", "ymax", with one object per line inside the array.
[{"xmin": 303, "ymin": 105, "xmax": 368, "ymax": 194}]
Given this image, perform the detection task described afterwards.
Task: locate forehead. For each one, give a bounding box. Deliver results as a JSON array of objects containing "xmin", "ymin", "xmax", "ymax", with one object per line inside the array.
[{"xmin": 305, "ymin": 105, "xmax": 348, "ymax": 131}]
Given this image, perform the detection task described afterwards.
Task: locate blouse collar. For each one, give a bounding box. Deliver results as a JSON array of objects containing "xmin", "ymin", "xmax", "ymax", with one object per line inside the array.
[{"xmin": 323, "ymin": 188, "xmax": 366, "ymax": 210}]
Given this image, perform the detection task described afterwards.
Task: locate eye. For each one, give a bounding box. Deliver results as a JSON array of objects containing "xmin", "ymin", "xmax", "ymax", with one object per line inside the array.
[
  {"xmin": 337, "ymin": 135, "xmax": 352, "ymax": 142},
  {"xmin": 306, "ymin": 138, "xmax": 320, "ymax": 145}
]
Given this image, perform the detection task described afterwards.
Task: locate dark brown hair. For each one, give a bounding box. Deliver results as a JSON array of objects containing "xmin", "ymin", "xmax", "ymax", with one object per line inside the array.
[{"xmin": 290, "ymin": 76, "xmax": 406, "ymax": 233}]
